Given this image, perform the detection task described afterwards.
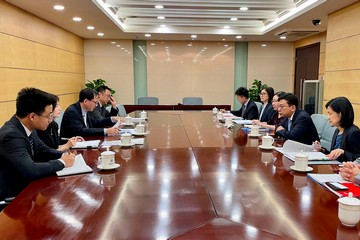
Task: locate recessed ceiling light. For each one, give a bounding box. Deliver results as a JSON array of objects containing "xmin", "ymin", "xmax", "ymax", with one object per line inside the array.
[
  {"xmin": 236, "ymin": 35, "xmax": 242, "ymax": 39},
  {"xmin": 87, "ymin": 26, "xmax": 95, "ymax": 30},
  {"xmin": 224, "ymin": 26, "xmax": 230, "ymax": 29},
  {"xmin": 155, "ymin": 5, "xmax": 164, "ymax": 9},
  {"xmin": 53, "ymin": 5, "xmax": 64, "ymax": 11},
  {"xmin": 280, "ymin": 36, "xmax": 287, "ymax": 40},
  {"xmin": 157, "ymin": 16, "xmax": 165, "ymax": 20},
  {"xmin": 73, "ymin": 17, "xmax": 82, "ymax": 22},
  {"xmin": 191, "ymin": 35, "xmax": 197, "ymax": 38},
  {"xmin": 230, "ymin": 17, "xmax": 238, "ymax": 21},
  {"xmin": 145, "ymin": 33, "xmax": 151, "ymax": 37},
  {"xmin": 97, "ymin": 32, "xmax": 104, "ymax": 36},
  {"xmin": 116, "ymin": 45, "xmax": 121, "ymax": 47},
  {"xmin": 240, "ymin": 7, "xmax": 248, "ymax": 11}
]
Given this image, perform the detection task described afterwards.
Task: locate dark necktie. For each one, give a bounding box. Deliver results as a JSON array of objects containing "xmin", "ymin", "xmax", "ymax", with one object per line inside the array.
[
  {"xmin": 28, "ymin": 134, "xmax": 34, "ymax": 156},
  {"xmin": 288, "ymin": 119, "xmax": 292, "ymax": 131},
  {"xmin": 242, "ymin": 105, "xmax": 247, "ymax": 118}
]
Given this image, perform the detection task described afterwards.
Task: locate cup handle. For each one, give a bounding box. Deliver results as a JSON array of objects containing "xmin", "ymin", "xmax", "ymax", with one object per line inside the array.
[
  {"xmin": 98, "ymin": 156, "xmax": 102, "ymax": 164},
  {"xmin": 271, "ymin": 138, "xmax": 274, "ymax": 144}
]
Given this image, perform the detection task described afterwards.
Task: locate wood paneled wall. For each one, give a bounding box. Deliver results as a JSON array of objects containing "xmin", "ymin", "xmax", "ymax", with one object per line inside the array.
[
  {"xmin": 325, "ymin": 2, "xmax": 360, "ymax": 126},
  {"xmin": 0, "ymin": 1, "xmax": 84, "ymax": 125}
]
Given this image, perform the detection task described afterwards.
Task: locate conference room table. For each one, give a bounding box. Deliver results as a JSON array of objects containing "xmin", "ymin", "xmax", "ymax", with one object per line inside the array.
[{"xmin": 0, "ymin": 111, "xmax": 359, "ymax": 240}]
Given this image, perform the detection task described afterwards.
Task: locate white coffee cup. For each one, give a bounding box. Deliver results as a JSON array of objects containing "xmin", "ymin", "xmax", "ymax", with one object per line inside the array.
[
  {"xmin": 212, "ymin": 107, "xmax": 219, "ymax": 115},
  {"xmin": 125, "ymin": 115, "xmax": 132, "ymax": 124},
  {"xmin": 250, "ymin": 126, "xmax": 259, "ymax": 135},
  {"xmin": 121, "ymin": 133, "xmax": 132, "ymax": 144},
  {"xmin": 98, "ymin": 149, "xmax": 115, "ymax": 169},
  {"xmin": 338, "ymin": 192, "xmax": 360, "ymax": 227},
  {"xmin": 294, "ymin": 153, "xmax": 308, "ymax": 170},
  {"xmin": 135, "ymin": 124, "xmax": 145, "ymax": 133},
  {"xmin": 225, "ymin": 118, "xmax": 233, "ymax": 126},
  {"xmin": 216, "ymin": 112, "xmax": 223, "ymax": 120},
  {"xmin": 262, "ymin": 135, "xmax": 274, "ymax": 148},
  {"xmin": 140, "ymin": 110, "xmax": 147, "ymax": 118}
]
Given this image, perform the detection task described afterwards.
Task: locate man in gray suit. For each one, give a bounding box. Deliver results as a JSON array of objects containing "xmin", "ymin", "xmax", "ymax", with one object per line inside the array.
[{"xmin": 0, "ymin": 88, "xmax": 75, "ymax": 199}]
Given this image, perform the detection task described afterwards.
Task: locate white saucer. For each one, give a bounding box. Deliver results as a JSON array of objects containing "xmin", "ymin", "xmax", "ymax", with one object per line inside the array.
[
  {"xmin": 258, "ymin": 145, "xmax": 275, "ymax": 150},
  {"xmin": 119, "ymin": 142, "xmax": 135, "ymax": 147},
  {"xmin": 123, "ymin": 122, "xmax": 134, "ymax": 126},
  {"xmin": 248, "ymin": 133, "xmax": 262, "ymax": 137},
  {"xmin": 132, "ymin": 131, "xmax": 149, "ymax": 136},
  {"xmin": 97, "ymin": 163, "xmax": 120, "ymax": 170},
  {"xmin": 290, "ymin": 165, "xmax": 313, "ymax": 172}
]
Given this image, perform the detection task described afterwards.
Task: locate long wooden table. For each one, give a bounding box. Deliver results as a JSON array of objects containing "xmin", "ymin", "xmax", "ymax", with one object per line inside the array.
[{"xmin": 0, "ymin": 111, "xmax": 359, "ymax": 239}]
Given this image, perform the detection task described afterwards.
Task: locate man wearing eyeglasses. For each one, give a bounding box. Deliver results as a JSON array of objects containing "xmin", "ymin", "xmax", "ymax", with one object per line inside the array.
[
  {"xmin": 89, "ymin": 85, "xmax": 120, "ymax": 127},
  {"xmin": 0, "ymin": 88, "xmax": 75, "ymax": 199},
  {"xmin": 275, "ymin": 93, "xmax": 319, "ymax": 145},
  {"xmin": 60, "ymin": 88, "xmax": 119, "ymax": 138}
]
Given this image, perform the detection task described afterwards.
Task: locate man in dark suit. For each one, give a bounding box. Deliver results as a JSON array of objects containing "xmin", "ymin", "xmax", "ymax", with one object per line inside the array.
[
  {"xmin": 230, "ymin": 87, "xmax": 259, "ymax": 120},
  {"xmin": 60, "ymin": 88, "xmax": 120, "ymax": 138},
  {"xmin": 0, "ymin": 88, "xmax": 75, "ymax": 199},
  {"xmin": 89, "ymin": 85, "xmax": 120, "ymax": 127},
  {"xmin": 275, "ymin": 93, "xmax": 319, "ymax": 145}
]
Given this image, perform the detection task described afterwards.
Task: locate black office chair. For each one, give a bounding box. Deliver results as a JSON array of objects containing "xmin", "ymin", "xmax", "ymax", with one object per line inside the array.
[{"xmin": 0, "ymin": 197, "xmax": 15, "ymax": 211}]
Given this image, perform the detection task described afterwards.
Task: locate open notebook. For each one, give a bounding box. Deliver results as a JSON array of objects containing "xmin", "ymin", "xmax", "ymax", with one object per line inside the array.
[
  {"xmin": 71, "ymin": 140, "xmax": 100, "ymax": 149},
  {"xmin": 56, "ymin": 154, "xmax": 93, "ymax": 177}
]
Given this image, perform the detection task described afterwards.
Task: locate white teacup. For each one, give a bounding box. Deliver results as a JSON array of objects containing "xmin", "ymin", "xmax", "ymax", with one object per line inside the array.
[
  {"xmin": 212, "ymin": 107, "xmax": 219, "ymax": 115},
  {"xmin": 140, "ymin": 110, "xmax": 147, "ymax": 118},
  {"xmin": 216, "ymin": 112, "xmax": 223, "ymax": 120},
  {"xmin": 225, "ymin": 118, "xmax": 233, "ymax": 126},
  {"xmin": 338, "ymin": 192, "xmax": 360, "ymax": 227},
  {"xmin": 294, "ymin": 153, "xmax": 308, "ymax": 171},
  {"xmin": 98, "ymin": 150, "xmax": 115, "ymax": 169},
  {"xmin": 262, "ymin": 135, "xmax": 274, "ymax": 148},
  {"xmin": 135, "ymin": 124, "xmax": 146, "ymax": 133},
  {"xmin": 125, "ymin": 115, "xmax": 132, "ymax": 125},
  {"xmin": 250, "ymin": 126, "xmax": 260, "ymax": 135},
  {"xmin": 121, "ymin": 133, "xmax": 132, "ymax": 144}
]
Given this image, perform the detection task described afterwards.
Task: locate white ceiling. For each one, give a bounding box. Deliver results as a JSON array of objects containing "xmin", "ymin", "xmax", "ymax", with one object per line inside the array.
[{"xmin": 6, "ymin": 0, "xmax": 358, "ymax": 42}]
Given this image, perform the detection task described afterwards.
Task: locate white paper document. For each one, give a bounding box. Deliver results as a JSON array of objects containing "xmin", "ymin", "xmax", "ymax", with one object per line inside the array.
[
  {"xmin": 72, "ymin": 140, "xmax": 100, "ymax": 149},
  {"xmin": 275, "ymin": 140, "xmax": 341, "ymax": 165},
  {"xmin": 233, "ymin": 119, "xmax": 253, "ymax": 125},
  {"xmin": 101, "ymin": 138, "xmax": 145, "ymax": 147},
  {"xmin": 308, "ymin": 173, "xmax": 349, "ymax": 184},
  {"xmin": 56, "ymin": 154, "xmax": 93, "ymax": 177}
]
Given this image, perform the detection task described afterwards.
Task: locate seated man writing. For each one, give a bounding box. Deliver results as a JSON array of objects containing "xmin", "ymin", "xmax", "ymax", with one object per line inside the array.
[{"xmin": 0, "ymin": 88, "xmax": 75, "ymax": 199}]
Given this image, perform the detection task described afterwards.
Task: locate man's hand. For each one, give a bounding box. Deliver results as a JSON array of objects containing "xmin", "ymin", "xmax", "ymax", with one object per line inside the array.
[
  {"xmin": 106, "ymin": 127, "xmax": 120, "ymax": 135},
  {"xmin": 339, "ymin": 162, "xmax": 360, "ymax": 182},
  {"xmin": 109, "ymin": 96, "xmax": 117, "ymax": 108},
  {"xmin": 61, "ymin": 152, "xmax": 76, "ymax": 167}
]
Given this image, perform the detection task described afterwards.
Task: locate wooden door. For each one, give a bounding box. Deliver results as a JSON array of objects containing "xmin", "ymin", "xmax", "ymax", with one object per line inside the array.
[{"xmin": 294, "ymin": 43, "xmax": 320, "ymax": 107}]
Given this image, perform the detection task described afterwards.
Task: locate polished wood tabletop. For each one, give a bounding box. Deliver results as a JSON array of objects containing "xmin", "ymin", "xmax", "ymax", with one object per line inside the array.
[{"xmin": 0, "ymin": 111, "xmax": 359, "ymax": 240}]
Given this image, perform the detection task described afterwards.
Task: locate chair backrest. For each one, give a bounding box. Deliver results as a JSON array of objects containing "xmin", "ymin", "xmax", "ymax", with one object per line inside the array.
[
  {"xmin": 182, "ymin": 97, "xmax": 203, "ymax": 105},
  {"xmin": 138, "ymin": 97, "xmax": 159, "ymax": 105},
  {"xmin": 255, "ymin": 102, "xmax": 262, "ymax": 114},
  {"xmin": 320, "ymin": 121, "xmax": 336, "ymax": 151},
  {"xmin": 117, "ymin": 104, "xmax": 127, "ymax": 117},
  {"xmin": 54, "ymin": 111, "xmax": 64, "ymax": 134},
  {"xmin": 311, "ymin": 114, "xmax": 328, "ymax": 139}
]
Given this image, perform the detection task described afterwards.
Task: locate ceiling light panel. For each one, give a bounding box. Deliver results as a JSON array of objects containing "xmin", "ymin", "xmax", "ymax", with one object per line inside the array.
[{"xmin": 96, "ymin": 0, "xmax": 322, "ymax": 36}]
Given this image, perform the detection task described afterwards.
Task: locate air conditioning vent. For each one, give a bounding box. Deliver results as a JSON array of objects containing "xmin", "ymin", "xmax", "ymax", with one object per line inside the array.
[{"xmin": 275, "ymin": 30, "xmax": 320, "ymax": 38}]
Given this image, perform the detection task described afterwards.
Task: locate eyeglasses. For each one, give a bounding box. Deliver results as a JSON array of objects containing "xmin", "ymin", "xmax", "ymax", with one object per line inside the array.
[
  {"xmin": 36, "ymin": 113, "xmax": 54, "ymax": 121},
  {"xmin": 259, "ymin": 92, "xmax": 267, "ymax": 96},
  {"xmin": 277, "ymin": 104, "xmax": 288, "ymax": 109},
  {"xmin": 90, "ymin": 100, "xmax": 99, "ymax": 104},
  {"xmin": 271, "ymin": 99, "xmax": 278, "ymax": 103}
]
